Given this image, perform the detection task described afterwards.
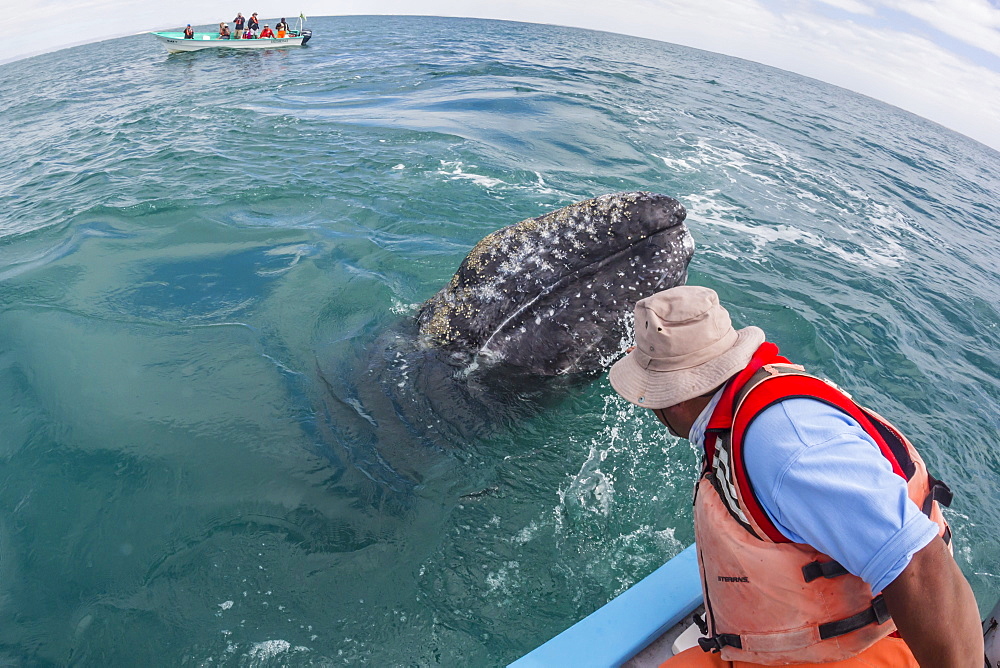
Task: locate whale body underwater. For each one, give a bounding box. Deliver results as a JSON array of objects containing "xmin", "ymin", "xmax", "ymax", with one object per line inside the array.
[{"xmin": 317, "ymin": 191, "xmax": 694, "ymax": 487}]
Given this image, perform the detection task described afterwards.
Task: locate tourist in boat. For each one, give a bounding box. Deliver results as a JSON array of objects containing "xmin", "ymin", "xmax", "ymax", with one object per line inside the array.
[
  {"xmin": 275, "ymin": 18, "xmax": 288, "ymax": 37},
  {"xmin": 608, "ymin": 286, "xmax": 982, "ymax": 667},
  {"xmin": 232, "ymin": 12, "xmax": 245, "ymax": 38},
  {"xmin": 243, "ymin": 28, "xmax": 256, "ymax": 39},
  {"xmin": 247, "ymin": 12, "xmax": 259, "ymax": 32},
  {"xmin": 219, "ymin": 23, "xmax": 231, "ymax": 39},
  {"xmin": 182, "ymin": 24, "xmax": 194, "ymax": 39},
  {"xmin": 259, "ymin": 25, "xmax": 274, "ymax": 38}
]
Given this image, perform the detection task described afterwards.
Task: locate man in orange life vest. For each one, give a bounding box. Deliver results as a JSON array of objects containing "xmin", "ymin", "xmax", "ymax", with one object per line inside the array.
[{"xmin": 609, "ymin": 286, "xmax": 981, "ymax": 667}]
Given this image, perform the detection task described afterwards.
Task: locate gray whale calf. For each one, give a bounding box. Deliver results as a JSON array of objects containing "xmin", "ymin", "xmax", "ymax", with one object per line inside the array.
[{"xmin": 318, "ymin": 192, "xmax": 693, "ymax": 487}]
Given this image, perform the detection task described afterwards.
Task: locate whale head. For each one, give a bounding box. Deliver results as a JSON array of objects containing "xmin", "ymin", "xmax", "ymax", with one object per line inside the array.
[{"xmin": 416, "ymin": 192, "xmax": 693, "ymax": 375}]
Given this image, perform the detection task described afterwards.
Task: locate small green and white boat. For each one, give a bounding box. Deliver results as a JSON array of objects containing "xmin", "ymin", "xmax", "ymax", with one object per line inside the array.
[{"xmin": 151, "ymin": 27, "xmax": 312, "ymax": 53}]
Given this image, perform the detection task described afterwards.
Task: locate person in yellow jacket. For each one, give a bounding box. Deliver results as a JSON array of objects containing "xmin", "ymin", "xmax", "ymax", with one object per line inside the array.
[{"xmin": 609, "ymin": 286, "xmax": 981, "ymax": 667}]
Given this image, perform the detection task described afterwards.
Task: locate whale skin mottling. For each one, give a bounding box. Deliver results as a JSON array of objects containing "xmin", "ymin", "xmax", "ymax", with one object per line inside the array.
[{"xmin": 416, "ymin": 192, "xmax": 693, "ymax": 375}]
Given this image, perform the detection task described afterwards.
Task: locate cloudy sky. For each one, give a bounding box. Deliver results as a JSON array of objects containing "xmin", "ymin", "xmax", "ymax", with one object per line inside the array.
[{"xmin": 5, "ymin": 0, "xmax": 1000, "ymax": 151}]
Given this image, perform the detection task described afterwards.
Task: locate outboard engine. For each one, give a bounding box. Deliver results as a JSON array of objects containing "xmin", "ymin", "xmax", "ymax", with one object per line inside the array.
[
  {"xmin": 300, "ymin": 29, "xmax": 312, "ymax": 45},
  {"xmin": 986, "ymin": 597, "xmax": 1000, "ymax": 668}
]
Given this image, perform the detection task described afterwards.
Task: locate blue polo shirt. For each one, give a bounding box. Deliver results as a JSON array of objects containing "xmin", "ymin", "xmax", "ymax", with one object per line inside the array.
[{"xmin": 692, "ymin": 395, "xmax": 939, "ymax": 594}]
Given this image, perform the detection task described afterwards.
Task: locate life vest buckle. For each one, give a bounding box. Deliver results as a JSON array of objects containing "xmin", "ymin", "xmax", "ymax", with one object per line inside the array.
[
  {"xmin": 698, "ymin": 633, "xmax": 742, "ymax": 653},
  {"xmin": 697, "ymin": 636, "xmax": 722, "ymax": 653},
  {"xmin": 872, "ymin": 594, "xmax": 891, "ymax": 625}
]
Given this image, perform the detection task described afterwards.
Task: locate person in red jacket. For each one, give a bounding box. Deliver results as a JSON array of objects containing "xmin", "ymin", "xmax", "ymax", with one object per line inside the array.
[
  {"xmin": 259, "ymin": 25, "xmax": 274, "ymax": 38},
  {"xmin": 182, "ymin": 24, "xmax": 194, "ymax": 39}
]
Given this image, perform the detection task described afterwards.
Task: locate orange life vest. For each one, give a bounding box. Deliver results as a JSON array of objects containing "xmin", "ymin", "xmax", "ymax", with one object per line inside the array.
[{"xmin": 692, "ymin": 343, "xmax": 952, "ymax": 665}]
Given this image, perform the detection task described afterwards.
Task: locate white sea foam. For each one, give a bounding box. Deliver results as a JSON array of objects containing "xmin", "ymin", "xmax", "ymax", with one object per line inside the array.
[
  {"xmin": 485, "ymin": 560, "xmax": 520, "ymax": 596},
  {"xmin": 510, "ymin": 520, "xmax": 540, "ymax": 544},
  {"xmin": 390, "ymin": 300, "xmax": 422, "ymax": 315},
  {"xmin": 652, "ymin": 153, "xmax": 697, "ymax": 172},
  {"xmin": 249, "ymin": 639, "xmax": 290, "ymax": 659},
  {"xmin": 437, "ymin": 160, "xmax": 505, "ymax": 189},
  {"xmin": 685, "ymin": 191, "xmax": 905, "ymax": 268}
]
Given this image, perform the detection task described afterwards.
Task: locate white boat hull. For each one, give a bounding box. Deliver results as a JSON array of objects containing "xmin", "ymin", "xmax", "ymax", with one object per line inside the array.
[{"xmin": 152, "ymin": 31, "xmax": 311, "ymax": 53}]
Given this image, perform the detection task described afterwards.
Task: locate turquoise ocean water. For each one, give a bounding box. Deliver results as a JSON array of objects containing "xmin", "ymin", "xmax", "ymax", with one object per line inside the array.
[{"xmin": 1, "ymin": 15, "xmax": 998, "ymax": 665}]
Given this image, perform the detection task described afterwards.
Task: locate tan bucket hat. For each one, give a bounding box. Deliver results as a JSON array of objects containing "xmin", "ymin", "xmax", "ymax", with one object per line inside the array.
[{"xmin": 609, "ymin": 286, "xmax": 765, "ymax": 409}]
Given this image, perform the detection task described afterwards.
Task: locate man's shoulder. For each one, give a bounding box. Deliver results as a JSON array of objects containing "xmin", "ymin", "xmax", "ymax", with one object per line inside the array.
[
  {"xmin": 748, "ymin": 396, "xmax": 867, "ymax": 445},
  {"xmin": 742, "ymin": 397, "xmax": 883, "ymax": 492}
]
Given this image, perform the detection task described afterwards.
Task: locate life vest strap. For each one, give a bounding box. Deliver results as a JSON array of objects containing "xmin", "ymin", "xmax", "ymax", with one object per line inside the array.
[
  {"xmin": 693, "ymin": 611, "xmax": 709, "ymax": 636},
  {"xmin": 922, "ymin": 475, "xmax": 953, "ymax": 514},
  {"xmin": 801, "ymin": 559, "xmax": 849, "ymax": 582},
  {"xmin": 699, "ymin": 596, "xmax": 891, "ymax": 654},
  {"xmin": 818, "ymin": 595, "xmax": 891, "ymax": 640}
]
